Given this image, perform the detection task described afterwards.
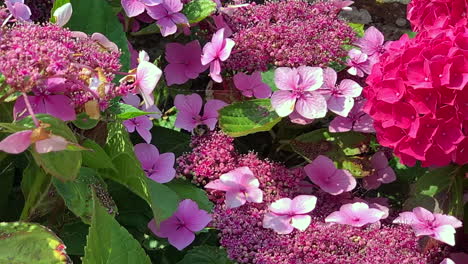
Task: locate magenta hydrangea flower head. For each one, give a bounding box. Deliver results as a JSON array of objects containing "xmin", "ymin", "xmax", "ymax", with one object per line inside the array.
[
  {"xmin": 355, "ymin": 26, "xmax": 385, "ymax": 59},
  {"xmin": 5, "ymin": 0, "xmax": 31, "ymax": 22},
  {"xmin": 13, "ymin": 78, "xmax": 76, "ymax": 122},
  {"xmin": 346, "ymin": 48, "xmax": 372, "ymax": 77},
  {"xmin": 393, "ymin": 207, "xmax": 463, "ymax": 246},
  {"xmin": 121, "ymin": 0, "xmax": 161, "ymax": 17},
  {"xmin": 0, "ymin": 126, "xmax": 69, "ymax": 154},
  {"xmin": 205, "ymin": 166, "xmax": 263, "ymax": 208},
  {"xmin": 304, "ymin": 155, "xmax": 356, "ymax": 195},
  {"xmin": 325, "ymin": 202, "xmax": 386, "ymax": 227},
  {"xmin": 329, "ymin": 99, "xmax": 375, "ymax": 133},
  {"xmin": 319, "ymin": 67, "xmax": 362, "ymax": 117},
  {"xmin": 263, "ymin": 195, "xmax": 317, "ymax": 234},
  {"xmin": 271, "ymin": 66, "xmax": 327, "ymax": 120},
  {"xmin": 362, "ymin": 151, "xmax": 396, "ymax": 190},
  {"xmin": 164, "ymin": 40, "xmax": 207, "ymax": 85},
  {"xmin": 201, "ymin": 28, "xmax": 235, "ymax": 83},
  {"xmin": 233, "ymin": 72, "xmax": 271, "ymax": 99},
  {"xmin": 134, "ymin": 143, "xmax": 175, "ymax": 183},
  {"xmin": 174, "ymin": 93, "xmax": 227, "ymax": 132},
  {"xmin": 146, "ymin": 0, "xmax": 188, "ymax": 37},
  {"xmin": 148, "ymin": 199, "xmax": 212, "ymax": 250}
]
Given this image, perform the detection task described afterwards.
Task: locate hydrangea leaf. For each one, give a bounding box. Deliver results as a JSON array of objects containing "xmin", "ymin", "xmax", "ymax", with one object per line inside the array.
[
  {"xmin": 68, "ymin": 0, "xmax": 130, "ymax": 71},
  {"xmin": 348, "ymin": 23, "xmax": 365, "ymax": 38},
  {"xmin": 20, "ymin": 161, "xmax": 52, "ymax": 221},
  {"xmin": 81, "ymin": 139, "xmax": 116, "ymax": 170},
  {"xmin": 108, "ymin": 102, "xmax": 161, "ymax": 120},
  {"xmin": 72, "ymin": 113, "xmax": 99, "ymax": 130},
  {"xmin": 0, "ymin": 222, "xmax": 70, "ymax": 263},
  {"xmin": 166, "ymin": 179, "xmax": 213, "ymax": 212},
  {"xmin": 82, "ymin": 194, "xmax": 151, "ymax": 264},
  {"xmin": 52, "ymin": 167, "xmax": 117, "ymax": 224},
  {"xmin": 151, "ymin": 126, "xmax": 190, "ymax": 157},
  {"xmin": 182, "ymin": 0, "xmax": 217, "ymax": 23},
  {"xmin": 261, "ymin": 69, "xmax": 279, "ymax": 92},
  {"xmin": 219, "ymin": 99, "xmax": 282, "ymax": 137},
  {"xmin": 177, "ymin": 246, "xmax": 233, "ymax": 264}
]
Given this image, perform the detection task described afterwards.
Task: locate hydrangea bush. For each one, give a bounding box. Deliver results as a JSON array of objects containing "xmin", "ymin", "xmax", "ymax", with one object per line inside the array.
[{"xmin": 0, "ymin": 0, "xmax": 466, "ymax": 263}]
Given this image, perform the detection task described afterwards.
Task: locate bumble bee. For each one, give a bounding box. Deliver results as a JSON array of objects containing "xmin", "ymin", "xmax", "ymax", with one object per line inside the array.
[{"xmin": 193, "ymin": 124, "xmax": 210, "ymax": 136}]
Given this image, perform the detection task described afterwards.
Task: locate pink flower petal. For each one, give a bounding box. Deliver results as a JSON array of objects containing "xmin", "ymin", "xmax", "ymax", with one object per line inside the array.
[
  {"xmin": 134, "ymin": 143, "xmax": 159, "ymax": 170},
  {"xmin": 329, "ymin": 116, "xmax": 353, "ymax": 133},
  {"xmin": 290, "ymin": 215, "xmax": 311, "ymax": 231},
  {"xmin": 225, "ymin": 191, "xmax": 247, "ymax": 208},
  {"xmin": 136, "ymin": 61, "xmax": 162, "ymax": 107},
  {"xmin": 158, "ymin": 17, "xmax": 177, "ymax": 37},
  {"xmin": 274, "ymin": 67, "xmax": 298, "ymax": 91},
  {"xmin": 271, "ymin": 90, "xmax": 296, "ymax": 117},
  {"xmin": 291, "ymin": 195, "xmax": 317, "ymax": 214},
  {"xmin": 35, "ymin": 135, "xmax": 68, "ymax": 153},
  {"xmin": 0, "ymin": 130, "xmax": 32, "ymax": 154},
  {"xmin": 175, "ymin": 199, "xmax": 212, "ymax": 232},
  {"xmin": 122, "ymin": 0, "xmax": 146, "ymax": 17},
  {"xmin": 296, "ymin": 66, "xmax": 323, "ymax": 91},
  {"xmin": 164, "ymin": 63, "xmax": 189, "ymax": 85},
  {"xmin": 201, "ymin": 99, "xmax": 227, "ymax": 130},
  {"xmin": 150, "ymin": 152, "xmax": 176, "ymax": 183},
  {"xmin": 262, "ymin": 213, "xmax": 294, "ymax": 234},
  {"xmin": 295, "ymin": 92, "xmax": 327, "ymax": 119}
]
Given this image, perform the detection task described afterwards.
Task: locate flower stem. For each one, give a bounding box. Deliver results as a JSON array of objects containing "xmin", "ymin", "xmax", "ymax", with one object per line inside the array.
[{"xmin": 22, "ymin": 93, "xmax": 39, "ymax": 127}]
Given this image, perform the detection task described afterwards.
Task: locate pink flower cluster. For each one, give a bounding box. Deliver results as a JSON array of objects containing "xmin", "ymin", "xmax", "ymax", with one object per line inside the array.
[
  {"xmin": 177, "ymin": 132, "xmax": 450, "ymax": 263},
  {"xmin": 363, "ymin": 25, "xmax": 468, "ymax": 167},
  {"xmin": 223, "ymin": 0, "xmax": 355, "ymax": 72},
  {"xmin": 407, "ymin": 0, "xmax": 467, "ymax": 35},
  {"xmin": 0, "ymin": 23, "xmax": 137, "ymax": 121}
]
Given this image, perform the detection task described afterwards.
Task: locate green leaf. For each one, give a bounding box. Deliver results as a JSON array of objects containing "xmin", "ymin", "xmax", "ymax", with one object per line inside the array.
[
  {"xmin": 182, "ymin": 0, "xmax": 217, "ymax": 23},
  {"xmin": 59, "ymin": 221, "xmax": 89, "ymax": 256},
  {"xmin": 0, "ymin": 222, "xmax": 70, "ymax": 263},
  {"xmin": 82, "ymin": 139, "xmax": 116, "ymax": 170},
  {"xmin": 261, "ymin": 69, "xmax": 278, "ymax": 92},
  {"xmin": 177, "ymin": 246, "xmax": 233, "ymax": 264},
  {"xmin": 219, "ymin": 99, "xmax": 282, "ymax": 137},
  {"xmin": 151, "ymin": 126, "xmax": 191, "ymax": 157},
  {"xmin": 18, "ymin": 115, "xmax": 82, "ymax": 181},
  {"xmin": 82, "ymin": 194, "xmax": 151, "ymax": 264},
  {"xmin": 20, "ymin": 161, "xmax": 52, "ymax": 220},
  {"xmin": 68, "ymin": 0, "xmax": 130, "ymax": 71},
  {"xmin": 73, "ymin": 112, "xmax": 99, "ymax": 130},
  {"xmin": 166, "ymin": 179, "xmax": 213, "ymax": 212},
  {"xmin": 348, "ymin": 23, "xmax": 365, "ymax": 38},
  {"xmin": 50, "ymin": 0, "xmax": 71, "ymax": 23},
  {"xmin": 405, "ymin": 31, "xmax": 417, "ymax": 39},
  {"xmin": 108, "ymin": 102, "xmax": 161, "ymax": 120},
  {"xmin": 53, "ymin": 167, "xmax": 117, "ymax": 224},
  {"xmin": 130, "ymin": 23, "xmax": 160, "ymax": 36},
  {"xmin": 0, "ymin": 157, "xmax": 15, "ymax": 218}
]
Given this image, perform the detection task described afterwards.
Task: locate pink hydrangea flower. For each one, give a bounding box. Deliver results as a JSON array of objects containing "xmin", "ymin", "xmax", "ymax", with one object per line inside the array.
[
  {"xmin": 5, "ymin": 0, "xmax": 31, "ymax": 21},
  {"xmin": 213, "ymin": 14, "xmax": 233, "ymax": 37},
  {"xmin": 146, "ymin": 0, "xmax": 188, "ymax": 37},
  {"xmin": 91, "ymin": 33, "xmax": 119, "ymax": 53},
  {"xmin": 134, "ymin": 143, "xmax": 175, "ymax": 183},
  {"xmin": 0, "ymin": 129, "xmax": 68, "ymax": 154},
  {"xmin": 319, "ymin": 67, "xmax": 362, "ymax": 117},
  {"xmin": 393, "ymin": 207, "xmax": 463, "ymax": 246},
  {"xmin": 233, "ymin": 72, "xmax": 271, "ymax": 99},
  {"xmin": 325, "ymin": 202, "xmax": 386, "ymax": 227},
  {"xmin": 205, "ymin": 166, "xmax": 263, "ymax": 208},
  {"xmin": 329, "ymin": 99, "xmax": 375, "ymax": 133},
  {"xmin": 13, "ymin": 78, "xmax": 76, "ymax": 121},
  {"xmin": 346, "ymin": 48, "xmax": 372, "ymax": 77},
  {"xmin": 148, "ymin": 199, "xmax": 212, "ymax": 250},
  {"xmin": 201, "ymin": 28, "xmax": 235, "ymax": 83},
  {"xmin": 134, "ymin": 59, "xmax": 162, "ymax": 108},
  {"xmin": 164, "ymin": 40, "xmax": 207, "ymax": 85},
  {"xmin": 362, "ymin": 151, "xmax": 396, "ymax": 190},
  {"xmin": 262, "ymin": 195, "xmax": 317, "ymax": 234},
  {"xmin": 121, "ymin": 0, "xmax": 161, "ymax": 18},
  {"xmin": 174, "ymin": 93, "xmax": 227, "ymax": 132},
  {"xmin": 304, "ymin": 155, "xmax": 356, "ymax": 195},
  {"xmin": 356, "ymin": 26, "xmax": 385, "ymax": 58},
  {"xmin": 270, "ymin": 66, "xmax": 327, "ymax": 120}
]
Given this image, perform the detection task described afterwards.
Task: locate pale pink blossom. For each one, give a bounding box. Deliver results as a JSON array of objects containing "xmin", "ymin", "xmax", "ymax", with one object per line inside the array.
[
  {"xmin": 134, "ymin": 60, "xmax": 162, "ymax": 108},
  {"xmin": 393, "ymin": 207, "xmax": 462, "ymax": 246},
  {"xmin": 356, "ymin": 26, "xmax": 385, "ymax": 58},
  {"xmin": 134, "ymin": 143, "xmax": 175, "ymax": 183},
  {"xmin": 205, "ymin": 166, "xmax": 263, "ymax": 208},
  {"xmin": 233, "ymin": 72, "xmax": 271, "ymax": 99},
  {"xmin": 0, "ymin": 129, "xmax": 68, "ymax": 154},
  {"xmin": 201, "ymin": 28, "xmax": 235, "ymax": 83},
  {"xmin": 346, "ymin": 49, "xmax": 372, "ymax": 77},
  {"xmin": 304, "ymin": 155, "xmax": 356, "ymax": 195},
  {"xmin": 148, "ymin": 199, "xmax": 212, "ymax": 250},
  {"xmin": 325, "ymin": 202, "xmax": 386, "ymax": 227},
  {"xmin": 319, "ymin": 67, "xmax": 362, "ymax": 117},
  {"xmin": 270, "ymin": 66, "xmax": 327, "ymax": 120},
  {"xmin": 362, "ymin": 151, "xmax": 396, "ymax": 190},
  {"xmin": 174, "ymin": 93, "xmax": 227, "ymax": 132},
  {"xmin": 53, "ymin": 3, "xmax": 72, "ymax": 27},
  {"xmin": 263, "ymin": 195, "xmax": 317, "ymax": 234}
]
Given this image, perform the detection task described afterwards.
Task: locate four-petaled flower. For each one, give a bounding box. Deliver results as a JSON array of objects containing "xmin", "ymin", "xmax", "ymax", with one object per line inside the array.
[
  {"xmin": 205, "ymin": 166, "xmax": 263, "ymax": 209},
  {"xmin": 271, "ymin": 66, "xmax": 327, "ymax": 120},
  {"xmin": 346, "ymin": 48, "xmax": 372, "ymax": 77},
  {"xmin": 201, "ymin": 28, "xmax": 235, "ymax": 83},
  {"xmin": 304, "ymin": 155, "xmax": 356, "ymax": 195},
  {"xmin": 134, "ymin": 143, "xmax": 175, "ymax": 183},
  {"xmin": 164, "ymin": 40, "xmax": 207, "ymax": 85},
  {"xmin": 174, "ymin": 93, "xmax": 227, "ymax": 132},
  {"xmin": 147, "ymin": 0, "xmax": 188, "ymax": 37},
  {"xmin": 393, "ymin": 207, "xmax": 462, "ymax": 246},
  {"xmin": 263, "ymin": 195, "xmax": 317, "ymax": 234},
  {"xmin": 325, "ymin": 202, "xmax": 386, "ymax": 227},
  {"xmin": 148, "ymin": 199, "xmax": 212, "ymax": 250}
]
